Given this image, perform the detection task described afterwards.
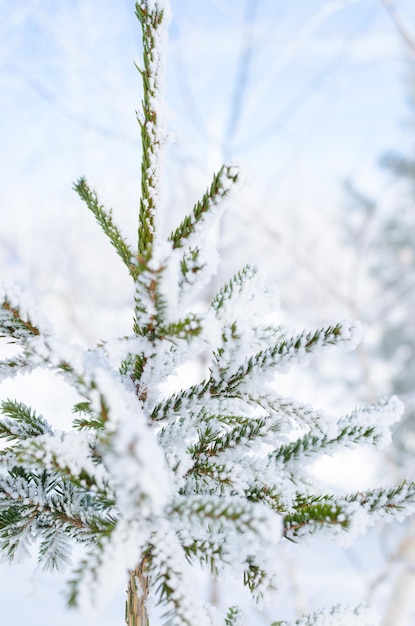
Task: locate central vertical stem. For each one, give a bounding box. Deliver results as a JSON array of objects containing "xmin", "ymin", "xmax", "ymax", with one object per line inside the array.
[{"xmin": 125, "ymin": 558, "xmax": 149, "ymax": 626}]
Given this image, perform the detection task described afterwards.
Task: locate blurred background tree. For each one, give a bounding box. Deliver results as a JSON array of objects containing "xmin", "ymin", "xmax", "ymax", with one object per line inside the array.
[{"xmin": 339, "ymin": 59, "xmax": 415, "ymax": 625}]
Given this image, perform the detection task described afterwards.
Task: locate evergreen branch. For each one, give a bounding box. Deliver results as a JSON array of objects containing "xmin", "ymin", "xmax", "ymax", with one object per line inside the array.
[
  {"xmin": 178, "ymin": 246, "xmax": 206, "ymax": 286},
  {"xmin": 180, "ymin": 537, "xmax": 224, "ymax": 574},
  {"xmin": 158, "ymin": 408, "xmax": 258, "ymax": 459},
  {"xmin": 12, "ymin": 432, "xmax": 109, "ymax": 494},
  {"xmin": 186, "ymin": 423, "xmax": 222, "ymax": 461},
  {"xmin": 0, "ymin": 296, "xmax": 41, "ymax": 341},
  {"xmin": 152, "ymin": 568, "xmax": 198, "ymax": 626},
  {"xmin": 37, "ymin": 525, "xmax": 71, "ymax": 571},
  {"xmin": 150, "ymin": 379, "xmax": 211, "ymax": 420},
  {"xmin": 135, "ymin": 1, "xmax": 167, "ymax": 259},
  {"xmin": 284, "ymin": 482, "xmax": 415, "ymax": 541},
  {"xmin": 245, "ymin": 392, "xmax": 326, "ymax": 435},
  {"xmin": 0, "ymin": 399, "xmax": 53, "ymax": 440},
  {"xmin": 0, "ymin": 471, "xmax": 116, "ymax": 538},
  {"xmin": 220, "ymin": 323, "xmax": 349, "ymax": 390},
  {"xmin": 0, "ymin": 505, "xmax": 37, "ymax": 561},
  {"xmin": 189, "ymin": 416, "xmax": 274, "ymax": 463},
  {"xmin": 270, "ymin": 424, "xmax": 377, "ymax": 466},
  {"xmin": 168, "ymin": 495, "xmax": 271, "ymax": 535},
  {"xmin": 337, "ymin": 395, "xmax": 403, "ymax": 435},
  {"xmin": 149, "ymin": 528, "xmax": 213, "ymax": 626},
  {"xmin": 283, "ymin": 498, "xmax": 349, "ymax": 540},
  {"xmin": 245, "ymin": 484, "xmax": 285, "ymax": 513},
  {"xmin": 159, "ymin": 314, "xmax": 203, "ymax": 341},
  {"xmin": 73, "ymin": 415, "xmax": 106, "ymax": 431},
  {"xmin": 0, "ymin": 356, "xmax": 33, "ymax": 381},
  {"xmin": 225, "ymin": 606, "xmax": 243, "ymax": 626},
  {"xmin": 169, "ymin": 165, "xmax": 239, "ymax": 249},
  {"xmin": 133, "ymin": 262, "xmax": 168, "ymax": 337},
  {"xmin": 151, "ymin": 378, "xmax": 262, "ymax": 423},
  {"xmin": 14, "ymin": 337, "xmax": 117, "ymax": 427},
  {"xmin": 345, "ymin": 479, "xmax": 415, "ymax": 521},
  {"xmin": 211, "ymin": 264, "xmax": 257, "ymax": 313},
  {"xmin": 183, "ymin": 461, "xmax": 234, "ymax": 494},
  {"xmin": 74, "ymin": 178, "xmax": 135, "ymax": 274},
  {"xmin": 72, "ymin": 402, "xmax": 106, "ymax": 431},
  {"xmin": 46, "ymin": 500, "xmax": 116, "ymax": 539},
  {"xmin": 67, "ymin": 534, "xmax": 113, "ymax": 608},
  {"xmin": 243, "ymin": 556, "xmax": 269, "ymax": 597}
]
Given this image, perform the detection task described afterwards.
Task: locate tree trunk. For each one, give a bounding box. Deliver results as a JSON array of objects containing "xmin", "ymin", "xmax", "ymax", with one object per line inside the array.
[{"xmin": 125, "ymin": 558, "xmax": 149, "ymax": 626}]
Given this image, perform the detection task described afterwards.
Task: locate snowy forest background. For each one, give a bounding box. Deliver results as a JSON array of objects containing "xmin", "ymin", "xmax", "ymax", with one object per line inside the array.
[{"xmin": 1, "ymin": 0, "xmax": 415, "ymax": 624}]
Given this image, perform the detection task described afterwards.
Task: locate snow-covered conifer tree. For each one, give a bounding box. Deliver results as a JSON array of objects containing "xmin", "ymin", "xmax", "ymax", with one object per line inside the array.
[{"xmin": 0, "ymin": 2, "xmax": 414, "ymax": 625}]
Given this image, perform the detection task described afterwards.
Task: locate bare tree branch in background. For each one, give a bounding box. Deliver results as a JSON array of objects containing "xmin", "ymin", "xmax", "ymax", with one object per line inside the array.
[
  {"xmin": 380, "ymin": 0, "xmax": 415, "ymax": 56},
  {"xmin": 364, "ymin": 529, "xmax": 415, "ymax": 626},
  {"xmin": 236, "ymin": 1, "xmax": 379, "ymax": 152},
  {"xmin": 4, "ymin": 62, "xmax": 135, "ymax": 146},
  {"xmin": 240, "ymin": 0, "xmax": 366, "ymax": 128},
  {"xmin": 222, "ymin": 0, "xmax": 258, "ymax": 160}
]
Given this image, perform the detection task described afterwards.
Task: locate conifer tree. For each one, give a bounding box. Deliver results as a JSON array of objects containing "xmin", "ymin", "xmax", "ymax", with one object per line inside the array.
[
  {"xmin": 343, "ymin": 64, "xmax": 415, "ymax": 469},
  {"xmin": 341, "ymin": 65, "xmax": 415, "ymax": 624},
  {"xmin": 1, "ymin": 2, "xmax": 414, "ymax": 625}
]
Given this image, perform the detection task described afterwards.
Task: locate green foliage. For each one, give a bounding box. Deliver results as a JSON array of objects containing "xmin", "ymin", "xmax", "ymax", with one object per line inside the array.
[
  {"xmin": 211, "ymin": 264, "xmax": 257, "ymax": 312},
  {"xmin": 74, "ymin": 177, "xmax": 135, "ymax": 275},
  {"xmin": 135, "ymin": 0, "xmax": 165, "ymax": 259},
  {"xmin": 0, "ymin": 400, "xmax": 53, "ymax": 440},
  {"xmin": 225, "ymin": 606, "xmax": 243, "ymax": 626},
  {"xmin": 0, "ymin": 295, "xmax": 40, "ymax": 341},
  {"xmin": 169, "ymin": 165, "xmax": 239, "ymax": 249},
  {"xmin": 283, "ymin": 498, "xmax": 349, "ymax": 540}
]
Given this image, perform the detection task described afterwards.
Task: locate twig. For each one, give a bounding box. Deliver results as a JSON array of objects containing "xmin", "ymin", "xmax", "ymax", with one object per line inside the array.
[{"xmin": 380, "ymin": 0, "xmax": 415, "ymax": 56}]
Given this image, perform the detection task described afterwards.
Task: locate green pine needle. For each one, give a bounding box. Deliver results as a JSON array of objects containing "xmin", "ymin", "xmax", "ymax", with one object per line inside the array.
[
  {"xmin": 169, "ymin": 165, "xmax": 239, "ymax": 249},
  {"xmin": 0, "ymin": 399, "xmax": 53, "ymax": 440},
  {"xmin": 74, "ymin": 177, "xmax": 135, "ymax": 275},
  {"xmin": 0, "ymin": 298, "xmax": 40, "ymax": 341}
]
